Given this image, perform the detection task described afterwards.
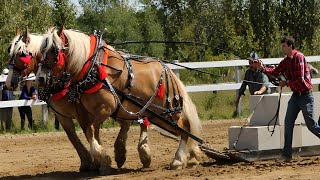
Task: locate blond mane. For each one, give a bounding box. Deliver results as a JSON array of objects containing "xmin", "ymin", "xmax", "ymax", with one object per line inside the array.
[
  {"xmin": 41, "ymin": 29, "xmax": 91, "ymax": 75},
  {"xmin": 9, "ymin": 34, "xmax": 44, "ymax": 57}
]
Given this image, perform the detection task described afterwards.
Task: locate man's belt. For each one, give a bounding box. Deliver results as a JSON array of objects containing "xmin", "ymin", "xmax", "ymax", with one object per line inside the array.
[{"xmin": 293, "ymin": 89, "xmax": 312, "ymax": 96}]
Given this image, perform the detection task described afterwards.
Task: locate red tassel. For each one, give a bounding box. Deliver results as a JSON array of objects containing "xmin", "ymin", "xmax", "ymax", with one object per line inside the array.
[
  {"xmin": 20, "ymin": 54, "xmax": 32, "ymax": 65},
  {"xmin": 56, "ymin": 51, "xmax": 66, "ymax": 68},
  {"xmin": 157, "ymin": 83, "xmax": 164, "ymax": 99},
  {"xmin": 143, "ymin": 117, "xmax": 150, "ymax": 128}
]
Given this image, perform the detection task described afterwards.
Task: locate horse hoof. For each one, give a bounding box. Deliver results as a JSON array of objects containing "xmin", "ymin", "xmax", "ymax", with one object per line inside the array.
[
  {"xmin": 116, "ymin": 160, "xmax": 126, "ymax": 169},
  {"xmin": 99, "ymin": 167, "xmax": 112, "ymax": 175},
  {"xmin": 141, "ymin": 156, "xmax": 151, "ymax": 168},
  {"xmin": 170, "ymin": 160, "xmax": 183, "ymax": 170},
  {"xmin": 115, "ymin": 141, "xmax": 127, "ymax": 168},
  {"xmin": 99, "ymin": 154, "xmax": 112, "ymax": 175},
  {"xmin": 79, "ymin": 163, "xmax": 91, "ymax": 172},
  {"xmin": 187, "ymin": 157, "xmax": 199, "ymax": 168},
  {"xmin": 138, "ymin": 144, "xmax": 151, "ymax": 168}
]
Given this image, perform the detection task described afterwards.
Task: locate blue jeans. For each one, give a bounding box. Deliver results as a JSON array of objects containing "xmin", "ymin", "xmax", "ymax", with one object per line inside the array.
[{"xmin": 283, "ymin": 92, "xmax": 320, "ymax": 157}]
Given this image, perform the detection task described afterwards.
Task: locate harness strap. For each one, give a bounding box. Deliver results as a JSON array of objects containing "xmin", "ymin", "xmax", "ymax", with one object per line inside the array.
[
  {"xmin": 103, "ymin": 80, "xmax": 205, "ymax": 144},
  {"xmin": 121, "ymin": 55, "xmax": 134, "ymax": 89}
]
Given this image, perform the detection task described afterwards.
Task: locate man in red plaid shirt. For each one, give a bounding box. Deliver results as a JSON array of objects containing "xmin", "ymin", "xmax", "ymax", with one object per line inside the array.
[{"xmin": 254, "ymin": 36, "xmax": 320, "ymax": 162}]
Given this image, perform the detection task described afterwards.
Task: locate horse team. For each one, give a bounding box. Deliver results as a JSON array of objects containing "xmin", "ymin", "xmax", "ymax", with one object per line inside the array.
[{"xmin": 5, "ymin": 27, "xmax": 203, "ymax": 175}]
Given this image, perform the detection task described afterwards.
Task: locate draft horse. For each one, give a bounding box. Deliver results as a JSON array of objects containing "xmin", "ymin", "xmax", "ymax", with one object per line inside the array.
[
  {"xmin": 5, "ymin": 28, "xmax": 151, "ymax": 174},
  {"xmin": 37, "ymin": 28, "xmax": 203, "ymax": 174}
]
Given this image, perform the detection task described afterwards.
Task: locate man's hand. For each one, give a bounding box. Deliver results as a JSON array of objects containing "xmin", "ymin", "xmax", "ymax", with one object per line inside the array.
[
  {"xmin": 31, "ymin": 94, "xmax": 37, "ymax": 100},
  {"xmin": 254, "ymin": 90, "xmax": 263, "ymax": 95},
  {"xmin": 279, "ymin": 80, "xmax": 287, "ymax": 87}
]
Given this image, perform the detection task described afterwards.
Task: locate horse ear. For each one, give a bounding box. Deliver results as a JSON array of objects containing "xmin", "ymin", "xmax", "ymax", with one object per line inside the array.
[
  {"xmin": 46, "ymin": 26, "xmax": 54, "ymax": 34},
  {"xmin": 16, "ymin": 26, "xmax": 20, "ymax": 36},
  {"xmin": 22, "ymin": 28, "xmax": 31, "ymax": 44},
  {"xmin": 57, "ymin": 25, "xmax": 65, "ymax": 36}
]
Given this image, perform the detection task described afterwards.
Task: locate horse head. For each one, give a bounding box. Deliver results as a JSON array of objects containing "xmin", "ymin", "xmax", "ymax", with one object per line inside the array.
[
  {"xmin": 5, "ymin": 28, "xmax": 44, "ymax": 90},
  {"xmin": 38, "ymin": 27, "xmax": 91, "ymax": 100}
]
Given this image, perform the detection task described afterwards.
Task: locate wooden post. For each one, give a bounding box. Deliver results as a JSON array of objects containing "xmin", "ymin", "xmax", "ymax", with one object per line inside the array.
[
  {"xmin": 42, "ymin": 104, "xmax": 48, "ymax": 127},
  {"xmin": 172, "ymin": 60, "xmax": 180, "ymax": 79},
  {"xmin": 235, "ymin": 63, "xmax": 242, "ymax": 115}
]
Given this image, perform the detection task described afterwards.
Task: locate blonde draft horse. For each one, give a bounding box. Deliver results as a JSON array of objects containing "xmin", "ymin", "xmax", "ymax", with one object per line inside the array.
[
  {"xmin": 38, "ymin": 28, "xmax": 203, "ymax": 173},
  {"xmin": 5, "ymin": 28, "xmax": 144, "ymax": 173}
]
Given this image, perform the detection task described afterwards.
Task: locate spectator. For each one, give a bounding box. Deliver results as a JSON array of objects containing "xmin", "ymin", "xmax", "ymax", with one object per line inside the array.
[
  {"xmin": 235, "ymin": 52, "xmax": 271, "ymax": 110},
  {"xmin": 55, "ymin": 115, "xmax": 60, "ymax": 130},
  {"xmin": 0, "ymin": 68, "xmax": 14, "ymax": 131},
  {"xmin": 18, "ymin": 73, "xmax": 37, "ymax": 130}
]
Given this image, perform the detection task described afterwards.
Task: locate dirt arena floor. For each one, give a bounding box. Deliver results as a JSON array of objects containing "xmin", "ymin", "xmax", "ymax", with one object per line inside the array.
[{"xmin": 1, "ymin": 119, "xmax": 320, "ymax": 180}]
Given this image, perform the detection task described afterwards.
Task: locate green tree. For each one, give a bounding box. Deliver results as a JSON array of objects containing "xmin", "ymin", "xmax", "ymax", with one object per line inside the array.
[
  {"xmin": 0, "ymin": 0, "xmax": 53, "ymax": 69},
  {"xmin": 136, "ymin": 6, "xmax": 165, "ymax": 57},
  {"xmin": 248, "ymin": 0, "xmax": 280, "ymax": 57},
  {"xmin": 52, "ymin": 0, "xmax": 77, "ymax": 28},
  {"xmin": 278, "ymin": 0, "xmax": 320, "ymax": 51}
]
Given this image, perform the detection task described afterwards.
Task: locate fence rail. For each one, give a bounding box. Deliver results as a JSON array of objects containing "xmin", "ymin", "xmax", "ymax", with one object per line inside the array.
[{"xmin": 1, "ymin": 55, "xmax": 320, "ymax": 122}]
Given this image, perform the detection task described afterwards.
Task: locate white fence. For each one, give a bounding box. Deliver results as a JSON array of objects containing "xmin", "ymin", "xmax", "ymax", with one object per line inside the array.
[{"xmin": 1, "ymin": 55, "xmax": 320, "ymax": 123}]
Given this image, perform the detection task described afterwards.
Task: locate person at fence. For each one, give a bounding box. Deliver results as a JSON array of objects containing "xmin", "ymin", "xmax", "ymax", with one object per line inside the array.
[
  {"xmin": 0, "ymin": 68, "xmax": 14, "ymax": 131},
  {"xmin": 308, "ymin": 63, "xmax": 318, "ymax": 78},
  {"xmin": 253, "ymin": 36, "xmax": 320, "ymax": 162},
  {"xmin": 235, "ymin": 52, "xmax": 271, "ymax": 109},
  {"xmin": 18, "ymin": 73, "xmax": 37, "ymax": 130},
  {"xmin": 307, "ymin": 63, "xmax": 320, "ymax": 91},
  {"xmin": 54, "ymin": 115, "xmax": 60, "ymax": 130}
]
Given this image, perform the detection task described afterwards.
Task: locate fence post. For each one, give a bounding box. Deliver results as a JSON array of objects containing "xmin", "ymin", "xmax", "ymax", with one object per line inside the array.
[
  {"xmin": 42, "ymin": 104, "xmax": 48, "ymax": 126},
  {"xmin": 172, "ymin": 60, "xmax": 180, "ymax": 79},
  {"xmin": 235, "ymin": 61, "xmax": 242, "ymax": 115}
]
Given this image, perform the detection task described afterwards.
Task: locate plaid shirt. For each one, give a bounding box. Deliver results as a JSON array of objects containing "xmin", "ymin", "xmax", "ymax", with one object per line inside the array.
[{"xmin": 264, "ymin": 50, "xmax": 312, "ymax": 93}]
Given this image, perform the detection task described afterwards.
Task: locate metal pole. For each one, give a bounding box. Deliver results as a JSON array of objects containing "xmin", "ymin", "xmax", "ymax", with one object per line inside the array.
[
  {"xmin": 235, "ymin": 65, "xmax": 242, "ymax": 115},
  {"xmin": 172, "ymin": 60, "xmax": 180, "ymax": 79},
  {"xmin": 42, "ymin": 104, "xmax": 48, "ymax": 127}
]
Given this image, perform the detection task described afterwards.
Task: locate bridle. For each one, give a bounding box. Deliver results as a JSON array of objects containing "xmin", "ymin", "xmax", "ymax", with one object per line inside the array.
[
  {"xmin": 8, "ymin": 35, "xmax": 33, "ymax": 72},
  {"xmin": 38, "ymin": 33, "xmax": 70, "ymax": 101}
]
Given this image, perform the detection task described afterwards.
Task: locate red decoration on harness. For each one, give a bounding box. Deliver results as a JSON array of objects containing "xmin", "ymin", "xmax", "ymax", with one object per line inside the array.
[
  {"xmin": 20, "ymin": 54, "xmax": 31, "ymax": 66},
  {"xmin": 78, "ymin": 35, "xmax": 109, "ymax": 94},
  {"xmin": 52, "ymin": 82, "xmax": 70, "ymax": 101},
  {"xmin": 157, "ymin": 83, "xmax": 165, "ymax": 99},
  {"xmin": 98, "ymin": 65, "xmax": 108, "ymax": 80},
  {"xmin": 143, "ymin": 117, "xmax": 150, "ymax": 128},
  {"xmin": 57, "ymin": 51, "xmax": 66, "ymax": 68}
]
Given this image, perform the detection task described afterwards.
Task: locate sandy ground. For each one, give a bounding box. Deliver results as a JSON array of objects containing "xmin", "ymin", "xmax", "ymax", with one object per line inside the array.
[{"xmin": 1, "ymin": 119, "xmax": 320, "ymax": 180}]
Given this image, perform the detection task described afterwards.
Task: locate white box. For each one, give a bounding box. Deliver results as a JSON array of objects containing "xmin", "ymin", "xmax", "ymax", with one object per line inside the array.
[
  {"xmin": 228, "ymin": 126, "xmax": 281, "ymax": 151},
  {"xmin": 300, "ymin": 125, "xmax": 320, "ymax": 146},
  {"xmin": 279, "ymin": 125, "xmax": 302, "ymax": 148},
  {"xmin": 249, "ymin": 93, "xmax": 305, "ymax": 126}
]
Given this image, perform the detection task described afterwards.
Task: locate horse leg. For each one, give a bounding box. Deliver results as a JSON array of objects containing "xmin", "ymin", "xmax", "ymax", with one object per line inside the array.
[
  {"xmin": 114, "ymin": 119, "xmax": 130, "ymax": 168},
  {"xmin": 56, "ymin": 114, "xmax": 92, "ymax": 172},
  {"xmin": 187, "ymin": 144, "xmax": 202, "ymax": 168},
  {"xmin": 170, "ymin": 133, "xmax": 188, "ymax": 170},
  {"xmin": 86, "ymin": 121, "xmax": 112, "ymax": 175},
  {"xmin": 138, "ymin": 123, "xmax": 151, "ymax": 168}
]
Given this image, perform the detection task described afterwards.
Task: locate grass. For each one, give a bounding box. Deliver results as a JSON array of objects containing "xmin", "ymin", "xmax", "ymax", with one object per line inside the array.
[{"xmin": 189, "ymin": 91, "xmax": 250, "ymax": 120}]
